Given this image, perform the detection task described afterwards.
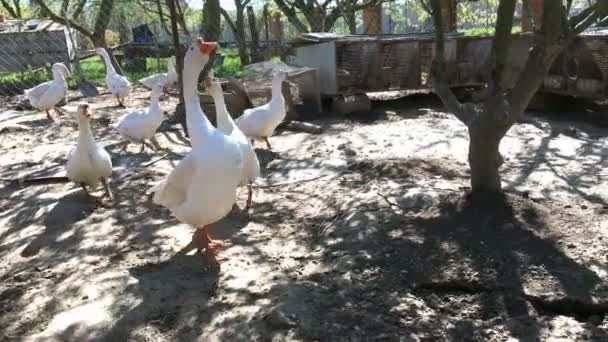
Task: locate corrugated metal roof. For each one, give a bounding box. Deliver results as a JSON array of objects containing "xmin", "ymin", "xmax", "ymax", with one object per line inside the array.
[
  {"xmin": 0, "ymin": 19, "xmax": 66, "ymax": 34},
  {"xmin": 290, "ymin": 31, "xmax": 464, "ymax": 46}
]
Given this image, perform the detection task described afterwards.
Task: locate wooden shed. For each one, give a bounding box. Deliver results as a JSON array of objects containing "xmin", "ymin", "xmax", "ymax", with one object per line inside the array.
[
  {"xmin": 289, "ymin": 31, "xmax": 608, "ymax": 103},
  {"xmin": 0, "ymin": 19, "xmax": 76, "ymax": 73}
]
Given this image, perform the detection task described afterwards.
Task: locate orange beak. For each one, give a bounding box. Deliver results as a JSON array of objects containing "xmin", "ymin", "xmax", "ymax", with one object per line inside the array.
[{"xmin": 196, "ymin": 39, "xmax": 217, "ymax": 56}]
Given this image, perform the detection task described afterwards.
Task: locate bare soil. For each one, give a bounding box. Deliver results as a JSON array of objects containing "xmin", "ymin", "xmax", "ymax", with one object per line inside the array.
[{"xmin": 0, "ymin": 91, "xmax": 607, "ymax": 341}]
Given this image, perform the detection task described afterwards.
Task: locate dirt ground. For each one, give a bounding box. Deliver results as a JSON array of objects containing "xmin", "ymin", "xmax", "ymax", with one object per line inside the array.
[{"xmin": 0, "ymin": 89, "xmax": 607, "ymax": 341}]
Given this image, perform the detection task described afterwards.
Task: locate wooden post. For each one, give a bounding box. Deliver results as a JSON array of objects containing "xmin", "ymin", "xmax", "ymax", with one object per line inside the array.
[
  {"xmin": 522, "ymin": 0, "xmax": 544, "ymax": 32},
  {"xmin": 363, "ymin": 3, "xmax": 383, "ymax": 34}
]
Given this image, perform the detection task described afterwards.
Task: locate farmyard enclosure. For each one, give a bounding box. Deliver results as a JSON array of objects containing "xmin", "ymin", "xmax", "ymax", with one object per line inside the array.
[{"xmin": 1, "ymin": 0, "xmax": 608, "ymax": 341}]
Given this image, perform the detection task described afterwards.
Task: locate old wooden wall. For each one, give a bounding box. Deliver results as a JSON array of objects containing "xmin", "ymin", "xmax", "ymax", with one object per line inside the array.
[{"xmin": 0, "ymin": 30, "xmax": 69, "ymax": 72}]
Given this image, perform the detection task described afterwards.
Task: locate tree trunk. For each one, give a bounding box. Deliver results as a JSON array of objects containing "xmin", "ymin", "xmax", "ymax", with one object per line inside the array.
[
  {"xmin": 468, "ymin": 125, "xmax": 504, "ymax": 193},
  {"xmin": 344, "ymin": 7, "xmax": 357, "ymax": 34},
  {"xmin": 201, "ymin": 0, "xmax": 220, "ymax": 82},
  {"xmin": 247, "ymin": 5, "xmax": 260, "ymax": 62},
  {"xmin": 236, "ymin": 9, "xmax": 250, "ymax": 66},
  {"xmin": 167, "ymin": 0, "xmax": 187, "ymax": 134}
]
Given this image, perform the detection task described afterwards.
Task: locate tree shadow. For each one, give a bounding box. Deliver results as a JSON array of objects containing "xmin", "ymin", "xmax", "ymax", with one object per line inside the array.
[{"xmin": 21, "ymin": 190, "xmax": 95, "ymax": 258}]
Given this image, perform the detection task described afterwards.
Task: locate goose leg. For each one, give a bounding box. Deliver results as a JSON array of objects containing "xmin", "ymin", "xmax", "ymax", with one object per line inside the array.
[
  {"xmin": 139, "ymin": 143, "xmax": 145, "ymax": 154},
  {"xmin": 264, "ymin": 137, "xmax": 272, "ymax": 150},
  {"xmin": 143, "ymin": 140, "xmax": 156, "ymax": 151},
  {"xmin": 81, "ymin": 183, "xmax": 110, "ymax": 208},
  {"xmin": 149, "ymin": 136, "xmax": 161, "ymax": 150},
  {"xmin": 245, "ymin": 182, "xmax": 253, "ymax": 210},
  {"xmin": 101, "ymin": 177, "xmax": 113, "ymax": 201},
  {"xmin": 116, "ymin": 96, "xmax": 125, "ymax": 108},
  {"xmin": 45, "ymin": 110, "xmax": 54, "ymax": 122},
  {"xmin": 193, "ymin": 226, "xmax": 222, "ymax": 251},
  {"xmin": 250, "ymin": 139, "xmax": 255, "ymax": 147},
  {"xmin": 53, "ymin": 107, "xmax": 65, "ymax": 117}
]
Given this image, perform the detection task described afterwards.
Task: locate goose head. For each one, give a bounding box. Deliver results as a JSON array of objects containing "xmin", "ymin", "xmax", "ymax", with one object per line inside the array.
[
  {"xmin": 77, "ymin": 103, "xmax": 92, "ymax": 119},
  {"xmin": 274, "ymin": 71, "xmax": 288, "ymax": 82},
  {"xmin": 202, "ymin": 71, "xmax": 222, "ymax": 96},
  {"xmin": 52, "ymin": 63, "xmax": 72, "ymax": 79},
  {"xmin": 151, "ymin": 81, "xmax": 165, "ymax": 99},
  {"xmin": 184, "ymin": 39, "xmax": 217, "ymax": 73}
]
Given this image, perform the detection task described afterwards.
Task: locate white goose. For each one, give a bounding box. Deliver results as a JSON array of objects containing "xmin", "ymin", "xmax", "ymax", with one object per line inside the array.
[
  {"xmin": 152, "ymin": 40, "xmax": 243, "ymax": 259},
  {"xmin": 24, "ymin": 63, "xmax": 71, "ymax": 122},
  {"xmin": 96, "ymin": 47, "xmax": 132, "ymax": 107},
  {"xmin": 205, "ymin": 73, "xmax": 260, "ymax": 210},
  {"xmin": 115, "ymin": 81, "xmax": 164, "ymax": 153},
  {"xmin": 66, "ymin": 104, "xmax": 113, "ymax": 206},
  {"xmin": 235, "ymin": 71, "xmax": 288, "ymax": 150},
  {"xmin": 139, "ymin": 56, "xmax": 177, "ymax": 91}
]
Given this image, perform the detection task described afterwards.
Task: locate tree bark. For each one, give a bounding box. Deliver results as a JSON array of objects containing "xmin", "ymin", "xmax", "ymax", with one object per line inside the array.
[
  {"xmin": 167, "ymin": 0, "xmax": 187, "ymax": 134},
  {"xmin": 247, "ymin": 5, "xmax": 260, "ymax": 62},
  {"xmin": 235, "ymin": 8, "xmax": 251, "ymax": 65},
  {"xmin": 468, "ymin": 123, "xmax": 504, "ymax": 193}
]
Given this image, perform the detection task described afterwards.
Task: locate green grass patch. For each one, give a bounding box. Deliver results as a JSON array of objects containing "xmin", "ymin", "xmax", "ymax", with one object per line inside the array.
[{"xmin": 1, "ymin": 53, "xmax": 246, "ymax": 94}]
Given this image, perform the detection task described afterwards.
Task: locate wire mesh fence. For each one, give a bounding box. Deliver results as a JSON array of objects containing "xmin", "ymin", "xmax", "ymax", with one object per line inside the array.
[{"xmin": 0, "ymin": 0, "xmax": 506, "ymax": 101}]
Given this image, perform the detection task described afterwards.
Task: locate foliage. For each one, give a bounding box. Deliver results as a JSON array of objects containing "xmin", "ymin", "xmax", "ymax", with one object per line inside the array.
[{"xmin": 214, "ymin": 55, "xmax": 243, "ymax": 78}]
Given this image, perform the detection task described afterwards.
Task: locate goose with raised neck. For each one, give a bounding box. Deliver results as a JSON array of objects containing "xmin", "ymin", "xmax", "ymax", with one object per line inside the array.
[
  {"xmin": 24, "ymin": 63, "xmax": 71, "ymax": 122},
  {"xmin": 206, "ymin": 75, "xmax": 260, "ymax": 210},
  {"xmin": 115, "ymin": 82, "xmax": 165, "ymax": 153},
  {"xmin": 66, "ymin": 104, "xmax": 113, "ymax": 207},
  {"xmin": 96, "ymin": 47, "xmax": 132, "ymax": 107},
  {"xmin": 235, "ymin": 70, "xmax": 288, "ymax": 150},
  {"xmin": 152, "ymin": 39, "xmax": 244, "ymax": 263}
]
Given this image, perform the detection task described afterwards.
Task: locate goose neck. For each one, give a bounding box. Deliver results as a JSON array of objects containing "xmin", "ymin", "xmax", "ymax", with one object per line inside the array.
[
  {"xmin": 211, "ymin": 90, "xmax": 233, "ymax": 132},
  {"xmin": 271, "ymin": 78, "xmax": 284, "ymax": 99},
  {"xmin": 183, "ymin": 58, "xmax": 213, "ymax": 147},
  {"xmin": 77, "ymin": 118, "xmax": 95, "ymax": 146},
  {"xmin": 99, "ymin": 50, "xmax": 116, "ymax": 75}
]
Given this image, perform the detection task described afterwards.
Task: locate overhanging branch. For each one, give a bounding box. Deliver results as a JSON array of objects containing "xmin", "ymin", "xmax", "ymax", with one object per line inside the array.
[
  {"xmin": 32, "ymin": 0, "xmax": 93, "ymax": 39},
  {"xmin": 428, "ymin": 0, "xmax": 470, "ymax": 125},
  {"xmin": 274, "ymin": 0, "xmax": 309, "ymax": 32}
]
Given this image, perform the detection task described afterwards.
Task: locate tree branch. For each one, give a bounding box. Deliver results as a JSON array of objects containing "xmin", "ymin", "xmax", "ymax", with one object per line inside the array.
[
  {"xmin": 571, "ymin": 2, "xmax": 608, "ymax": 35},
  {"xmin": 352, "ymin": 0, "xmax": 382, "ymax": 11},
  {"xmin": 489, "ymin": 0, "xmax": 517, "ymax": 95},
  {"xmin": 507, "ymin": 0, "xmax": 570, "ymax": 121},
  {"xmin": 220, "ymin": 8, "xmax": 238, "ymax": 34},
  {"xmin": 174, "ymin": 0, "xmax": 190, "ymax": 35},
  {"xmin": 274, "ymin": 0, "xmax": 310, "ymax": 32},
  {"xmin": 91, "ymin": 0, "xmax": 115, "ymax": 42},
  {"xmin": 73, "ymin": 0, "xmax": 87, "ymax": 18},
  {"xmin": 12, "ymin": 0, "xmax": 20, "ymax": 17},
  {"xmin": 0, "ymin": 0, "xmax": 19, "ymax": 18},
  {"xmin": 428, "ymin": 0, "xmax": 469, "ymax": 125},
  {"xmin": 32, "ymin": 0, "xmax": 93, "ymax": 39}
]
